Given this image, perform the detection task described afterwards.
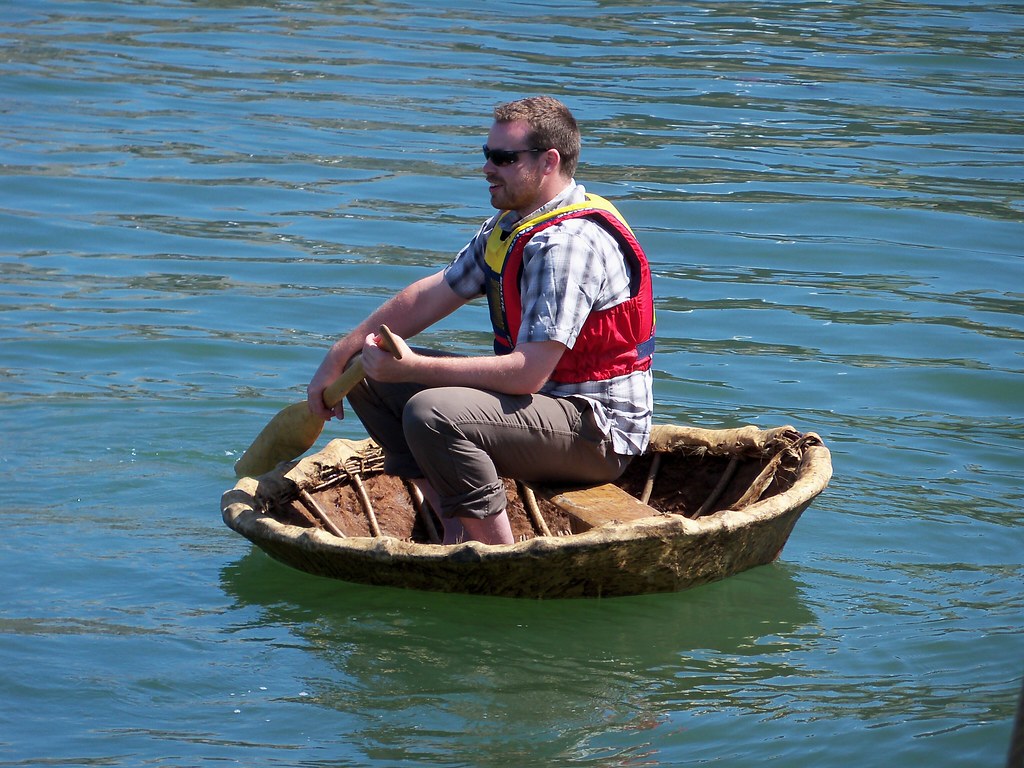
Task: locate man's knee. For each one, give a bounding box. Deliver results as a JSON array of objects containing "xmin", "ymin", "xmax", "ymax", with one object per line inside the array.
[{"xmin": 402, "ymin": 389, "xmax": 446, "ymax": 440}]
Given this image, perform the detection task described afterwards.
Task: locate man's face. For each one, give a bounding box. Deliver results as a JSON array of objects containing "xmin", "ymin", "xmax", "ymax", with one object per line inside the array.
[{"xmin": 483, "ymin": 119, "xmax": 549, "ymax": 216}]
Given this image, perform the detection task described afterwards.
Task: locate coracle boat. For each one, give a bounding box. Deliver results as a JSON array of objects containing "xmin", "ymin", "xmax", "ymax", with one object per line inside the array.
[{"xmin": 221, "ymin": 424, "xmax": 832, "ymax": 599}]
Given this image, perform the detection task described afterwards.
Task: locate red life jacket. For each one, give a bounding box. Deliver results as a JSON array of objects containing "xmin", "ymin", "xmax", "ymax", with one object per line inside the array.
[{"xmin": 483, "ymin": 194, "xmax": 655, "ymax": 384}]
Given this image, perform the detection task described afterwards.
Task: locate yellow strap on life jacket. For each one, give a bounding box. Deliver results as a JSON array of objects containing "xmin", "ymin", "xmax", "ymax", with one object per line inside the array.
[{"xmin": 484, "ymin": 193, "xmax": 633, "ymax": 275}]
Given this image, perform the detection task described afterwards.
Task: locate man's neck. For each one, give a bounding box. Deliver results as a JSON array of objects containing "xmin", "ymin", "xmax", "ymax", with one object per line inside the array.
[{"xmin": 513, "ymin": 179, "xmax": 576, "ymax": 221}]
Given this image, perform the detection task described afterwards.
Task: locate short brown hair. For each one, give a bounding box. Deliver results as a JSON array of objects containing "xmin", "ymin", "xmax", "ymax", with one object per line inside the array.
[{"xmin": 493, "ymin": 96, "xmax": 580, "ymax": 178}]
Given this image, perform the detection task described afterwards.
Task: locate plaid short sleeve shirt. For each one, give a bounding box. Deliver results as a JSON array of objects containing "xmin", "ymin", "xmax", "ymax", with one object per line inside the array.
[{"xmin": 444, "ymin": 182, "xmax": 653, "ymax": 455}]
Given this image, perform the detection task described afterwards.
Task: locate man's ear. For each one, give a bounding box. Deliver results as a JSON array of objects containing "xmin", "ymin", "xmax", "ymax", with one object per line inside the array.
[{"xmin": 543, "ymin": 148, "xmax": 563, "ymax": 176}]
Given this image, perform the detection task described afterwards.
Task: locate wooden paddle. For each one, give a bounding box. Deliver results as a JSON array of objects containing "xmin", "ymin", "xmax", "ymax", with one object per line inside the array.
[{"xmin": 234, "ymin": 325, "xmax": 401, "ymax": 478}]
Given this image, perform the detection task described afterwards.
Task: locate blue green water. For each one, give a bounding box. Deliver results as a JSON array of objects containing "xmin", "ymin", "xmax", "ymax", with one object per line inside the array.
[{"xmin": 2, "ymin": 1, "xmax": 1022, "ymax": 765}]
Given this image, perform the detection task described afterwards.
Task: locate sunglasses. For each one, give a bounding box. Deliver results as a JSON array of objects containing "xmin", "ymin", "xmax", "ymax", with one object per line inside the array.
[{"xmin": 482, "ymin": 144, "xmax": 547, "ymax": 166}]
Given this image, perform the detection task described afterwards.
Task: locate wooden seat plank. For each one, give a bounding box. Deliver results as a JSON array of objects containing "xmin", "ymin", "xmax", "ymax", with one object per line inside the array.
[{"xmin": 532, "ymin": 482, "xmax": 657, "ymax": 533}]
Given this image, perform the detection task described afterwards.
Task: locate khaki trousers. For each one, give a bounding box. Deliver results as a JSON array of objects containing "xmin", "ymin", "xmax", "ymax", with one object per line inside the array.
[{"xmin": 347, "ymin": 377, "xmax": 630, "ymax": 520}]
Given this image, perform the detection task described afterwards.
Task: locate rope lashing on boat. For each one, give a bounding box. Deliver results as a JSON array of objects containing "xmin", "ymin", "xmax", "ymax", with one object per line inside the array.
[
  {"xmin": 518, "ymin": 482, "xmax": 551, "ymax": 537},
  {"xmin": 405, "ymin": 481, "xmax": 441, "ymax": 544},
  {"xmin": 349, "ymin": 472, "xmax": 381, "ymax": 537},
  {"xmin": 298, "ymin": 489, "xmax": 347, "ymax": 538},
  {"xmin": 732, "ymin": 433, "xmax": 815, "ymax": 510},
  {"xmin": 343, "ymin": 446, "xmax": 385, "ymax": 477},
  {"xmin": 639, "ymin": 452, "xmax": 662, "ymax": 505}
]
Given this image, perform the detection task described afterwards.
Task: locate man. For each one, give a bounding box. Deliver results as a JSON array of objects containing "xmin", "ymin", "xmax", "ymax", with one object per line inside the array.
[{"xmin": 306, "ymin": 96, "xmax": 654, "ymax": 545}]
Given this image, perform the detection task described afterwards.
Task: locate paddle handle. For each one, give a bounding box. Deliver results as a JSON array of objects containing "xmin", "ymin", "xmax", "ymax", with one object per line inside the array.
[{"xmin": 320, "ymin": 325, "xmax": 401, "ymax": 409}]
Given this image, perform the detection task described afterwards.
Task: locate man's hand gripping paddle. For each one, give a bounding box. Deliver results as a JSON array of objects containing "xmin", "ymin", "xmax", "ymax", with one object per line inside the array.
[{"xmin": 233, "ymin": 325, "xmax": 401, "ymax": 478}]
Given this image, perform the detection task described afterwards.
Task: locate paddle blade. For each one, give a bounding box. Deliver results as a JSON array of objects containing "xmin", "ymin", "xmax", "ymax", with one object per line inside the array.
[{"xmin": 233, "ymin": 401, "xmax": 326, "ymax": 478}]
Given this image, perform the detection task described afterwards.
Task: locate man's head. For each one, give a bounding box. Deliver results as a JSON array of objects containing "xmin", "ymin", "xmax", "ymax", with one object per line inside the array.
[
  {"xmin": 484, "ymin": 96, "xmax": 580, "ymax": 216},
  {"xmin": 492, "ymin": 96, "xmax": 580, "ymax": 179}
]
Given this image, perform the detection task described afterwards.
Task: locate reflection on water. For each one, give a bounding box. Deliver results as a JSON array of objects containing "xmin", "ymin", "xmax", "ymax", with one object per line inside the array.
[{"xmin": 221, "ymin": 549, "xmax": 816, "ymax": 764}]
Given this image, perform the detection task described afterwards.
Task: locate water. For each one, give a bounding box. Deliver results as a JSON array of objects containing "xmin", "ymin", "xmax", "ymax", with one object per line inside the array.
[{"xmin": 2, "ymin": 1, "xmax": 1022, "ymax": 765}]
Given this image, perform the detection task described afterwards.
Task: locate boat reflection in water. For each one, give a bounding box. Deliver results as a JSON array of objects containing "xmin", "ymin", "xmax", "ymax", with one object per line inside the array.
[{"xmin": 220, "ymin": 544, "xmax": 819, "ymax": 765}]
